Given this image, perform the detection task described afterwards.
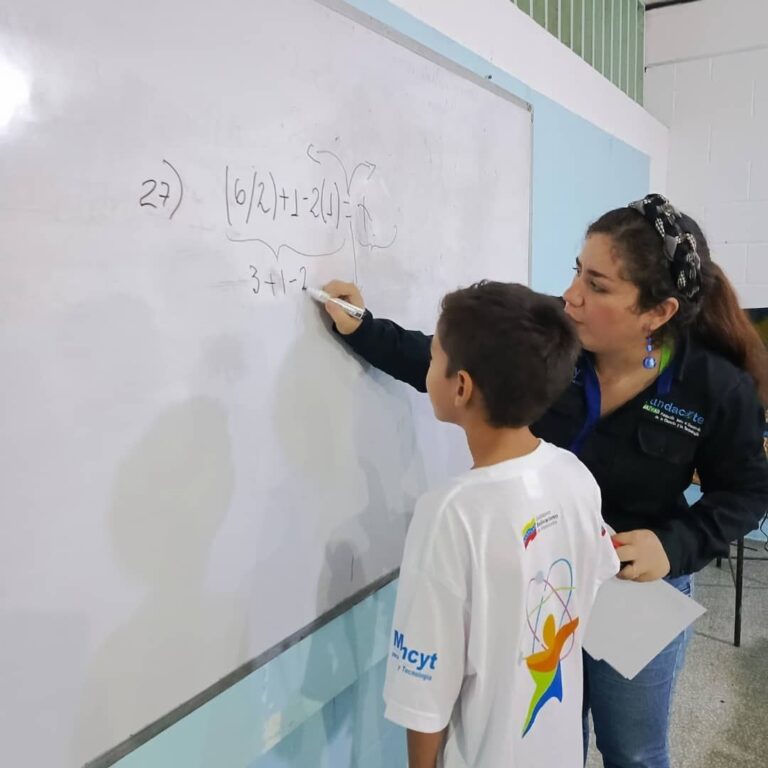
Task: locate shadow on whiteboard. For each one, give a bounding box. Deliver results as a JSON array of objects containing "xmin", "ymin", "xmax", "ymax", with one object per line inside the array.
[
  {"xmin": 74, "ymin": 396, "xmax": 238, "ymax": 765},
  {"xmin": 269, "ymin": 309, "xmax": 427, "ymax": 609},
  {"xmin": 261, "ymin": 321, "xmax": 429, "ymax": 762}
]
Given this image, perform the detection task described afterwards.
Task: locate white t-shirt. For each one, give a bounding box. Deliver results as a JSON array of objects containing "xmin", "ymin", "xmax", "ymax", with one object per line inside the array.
[{"xmin": 383, "ymin": 440, "xmax": 619, "ymax": 768}]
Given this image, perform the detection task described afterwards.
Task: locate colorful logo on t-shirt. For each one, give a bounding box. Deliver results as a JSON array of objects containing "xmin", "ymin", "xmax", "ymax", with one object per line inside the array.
[
  {"xmin": 391, "ymin": 629, "xmax": 438, "ymax": 682},
  {"xmin": 522, "ymin": 517, "xmax": 538, "ymax": 549},
  {"xmin": 522, "ymin": 512, "xmax": 561, "ymax": 550},
  {"xmin": 521, "ymin": 558, "xmax": 579, "ymax": 737}
]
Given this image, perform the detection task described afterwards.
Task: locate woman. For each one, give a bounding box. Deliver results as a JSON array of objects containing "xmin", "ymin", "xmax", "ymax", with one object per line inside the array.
[{"xmin": 320, "ymin": 194, "xmax": 768, "ymax": 768}]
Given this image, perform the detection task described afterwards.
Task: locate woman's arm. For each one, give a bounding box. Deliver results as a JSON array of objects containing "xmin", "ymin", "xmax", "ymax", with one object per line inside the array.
[
  {"xmin": 323, "ymin": 280, "xmax": 432, "ymax": 392},
  {"xmin": 659, "ymin": 374, "xmax": 768, "ymax": 576}
]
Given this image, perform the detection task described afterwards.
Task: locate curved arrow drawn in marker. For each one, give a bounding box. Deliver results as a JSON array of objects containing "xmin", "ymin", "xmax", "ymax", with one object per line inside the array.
[
  {"xmin": 358, "ymin": 225, "xmax": 398, "ymax": 251},
  {"xmin": 306, "ymin": 144, "xmax": 321, "ymax": 165},
  {"xmin": 306, "ymin": 144, "xmax": 376, "ymax": 195},
  {"xmin": 348, "ymin": 161, "xmax": 377, "ymax": 190}
]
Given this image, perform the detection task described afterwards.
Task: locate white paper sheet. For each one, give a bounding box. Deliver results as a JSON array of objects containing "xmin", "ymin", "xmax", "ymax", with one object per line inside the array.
[{"xmin": 583, "ymin": 577, "xmax": 706, "ymax": 679}]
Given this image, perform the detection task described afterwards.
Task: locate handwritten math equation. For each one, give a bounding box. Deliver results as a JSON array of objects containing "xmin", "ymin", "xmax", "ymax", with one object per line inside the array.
[
  {"xmin": 139, "ymin": 159, "xmax": 184, "ymax": 220},
  {"xmin": 225, "ymin": 147, "xmax": 375, "ymax": 231},
  {"xmin": 139, "ymin": 145, "xmax": 397, "ymax": 297},
  {"xmin": 249, "ymin": 265, "xmax": 307, "ymax": 296}
]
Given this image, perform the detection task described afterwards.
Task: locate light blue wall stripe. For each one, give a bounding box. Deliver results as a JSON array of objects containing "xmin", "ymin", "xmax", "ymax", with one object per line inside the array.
[
  {"xmin": 112, "ymin": 2, "xmax": 650, "ymax": 765},
  {"xmin": 530, "ymin": 98, "xmax": 648, "ymax": 296},
  {"xmin": 114, "ymin": 583, "xmax": 397, "ymax": 768},
  {"xmin": 249, "ymin": 659, "xmax": 406, "ymax": 768}
]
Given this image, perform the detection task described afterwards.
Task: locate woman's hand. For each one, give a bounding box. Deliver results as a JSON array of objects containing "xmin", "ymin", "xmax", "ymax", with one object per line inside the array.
[
  {"xmin": 322, "ymin": 280, "xmax": 366, "ymax": 335},
  {"xmin": 613, "ymin": 529, "xmax": 671, "ymax": 581}
]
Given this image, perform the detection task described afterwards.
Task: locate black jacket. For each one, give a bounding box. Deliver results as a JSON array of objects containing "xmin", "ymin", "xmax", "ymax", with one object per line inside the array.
[{"xmin": 337, "ymin": 310, "xmax": 768, "ymax": 577}]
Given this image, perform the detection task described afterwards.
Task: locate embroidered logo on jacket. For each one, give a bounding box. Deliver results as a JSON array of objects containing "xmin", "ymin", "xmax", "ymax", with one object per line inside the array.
[{"xmin": 642, "ymin": 397, "xmax": 704, "ymax": 437}]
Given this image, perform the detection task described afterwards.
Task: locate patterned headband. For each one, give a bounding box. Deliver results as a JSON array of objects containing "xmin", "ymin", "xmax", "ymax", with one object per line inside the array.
[{"xmin": 628, "ymin": 193, "xmax": 702, "ymax": 300}]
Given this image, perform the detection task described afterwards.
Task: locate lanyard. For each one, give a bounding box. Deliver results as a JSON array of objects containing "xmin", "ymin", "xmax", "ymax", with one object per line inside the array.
[{"xmin": 568, "ymin": 354, "xmax": 675, "ymax": 456}]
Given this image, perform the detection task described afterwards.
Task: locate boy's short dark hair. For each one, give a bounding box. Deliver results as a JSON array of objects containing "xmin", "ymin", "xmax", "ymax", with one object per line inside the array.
[{"xmin": 437, "ymin": 281, "xmax": 580, "ymax": 428}]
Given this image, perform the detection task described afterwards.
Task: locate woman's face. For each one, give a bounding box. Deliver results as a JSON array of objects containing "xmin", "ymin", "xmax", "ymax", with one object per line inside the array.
[{"xmin": 563, "ymin": 233, "xmax": 664, "ymax": 357}]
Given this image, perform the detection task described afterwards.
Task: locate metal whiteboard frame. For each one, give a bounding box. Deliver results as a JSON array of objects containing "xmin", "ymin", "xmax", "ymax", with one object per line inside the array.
[{"xmin": 85, "ymin": 569, "xmax": 400, "ymax": 768}]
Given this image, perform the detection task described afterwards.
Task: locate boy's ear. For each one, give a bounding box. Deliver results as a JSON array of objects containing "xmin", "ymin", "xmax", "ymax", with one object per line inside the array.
[{"xmin": 454, "ymin": 370, "xmax": 474, "ymax": 408}]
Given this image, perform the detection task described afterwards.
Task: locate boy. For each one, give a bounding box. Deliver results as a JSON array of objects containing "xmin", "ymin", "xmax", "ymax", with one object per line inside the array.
[{"xmin": 380, "ymin": 282, "xmax": 619, "ymax": 768}]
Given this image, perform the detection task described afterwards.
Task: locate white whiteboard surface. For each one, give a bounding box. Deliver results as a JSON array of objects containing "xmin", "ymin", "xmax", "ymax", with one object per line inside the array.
[{"xmin": 0, "ymin": 1, "xmax": 531, "ymax": 764}]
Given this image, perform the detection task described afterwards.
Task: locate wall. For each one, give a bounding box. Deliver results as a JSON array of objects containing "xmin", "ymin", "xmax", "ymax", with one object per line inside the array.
[
  {"xmin": 645, "ymin": 0, "xmax": 768, "ymax": 542},
  {"xmin": 511, "ymin": 0, "xmax": 645, "ymax": 102},
  {"xmin": 104, "ymin": 1, "xmax": 665, "ymax": 766},
  {"xmin": 645, "ymin": 0, "xmax": 768, "ymax": 308},
  {"xmin": 379, "ymin": 0, "xmax": 665, "ymax": 296}
]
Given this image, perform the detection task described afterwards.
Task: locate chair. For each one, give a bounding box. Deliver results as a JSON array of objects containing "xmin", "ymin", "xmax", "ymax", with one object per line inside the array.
[
  {"xmin": 715, "ymin": 527, "xmax": 767, "ymax": 647},
  {"xmin": 715, "ymin": 539, "xmax": 745, "ymax": 647}
]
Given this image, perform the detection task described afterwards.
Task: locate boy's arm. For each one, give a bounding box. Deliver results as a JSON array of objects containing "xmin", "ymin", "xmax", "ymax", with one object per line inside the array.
[
  {"xmin": 383, "ymin": 500, "xmax": 469, "ymax": 759},
  {"xmin": 407, "ymin": 728, "xmax": 447, "ymax": 768}
]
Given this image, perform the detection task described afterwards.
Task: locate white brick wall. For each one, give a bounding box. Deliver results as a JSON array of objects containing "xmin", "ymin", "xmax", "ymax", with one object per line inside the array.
[
  {"xmin": 646, "ymin": 0, "xmax": 768, "ymax": 64},
  {"xmin": 645, "ymin": 0, "xmax": 768, "ymax": 307}
]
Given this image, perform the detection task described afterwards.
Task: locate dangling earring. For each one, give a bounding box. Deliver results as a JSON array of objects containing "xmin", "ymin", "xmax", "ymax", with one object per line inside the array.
[{"xmin": 643, "ymin": 333, "xmax": 657, "ymax": 369}]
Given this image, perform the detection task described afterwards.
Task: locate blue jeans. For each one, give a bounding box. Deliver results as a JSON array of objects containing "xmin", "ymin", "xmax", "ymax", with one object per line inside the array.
[{"xmin": 582, "ymin": 574, "xmax": 693, "ymax": 768}]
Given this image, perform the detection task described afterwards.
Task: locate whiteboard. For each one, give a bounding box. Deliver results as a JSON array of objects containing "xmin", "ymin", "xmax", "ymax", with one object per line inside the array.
[{"xmin": 0, "ymin": 0, "xmax": 531, "ymax": 764}]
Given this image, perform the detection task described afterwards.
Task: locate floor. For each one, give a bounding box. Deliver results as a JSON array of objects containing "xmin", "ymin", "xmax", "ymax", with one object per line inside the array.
[{"xmin": 586, "ymin": 545, "xmax": 768, "ymax": 768}]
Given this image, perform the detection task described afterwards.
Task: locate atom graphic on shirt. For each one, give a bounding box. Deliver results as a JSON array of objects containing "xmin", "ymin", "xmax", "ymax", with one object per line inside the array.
[{"xmin": 521, "ymin": 558, "xmax": 579, "ymax": 737}]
